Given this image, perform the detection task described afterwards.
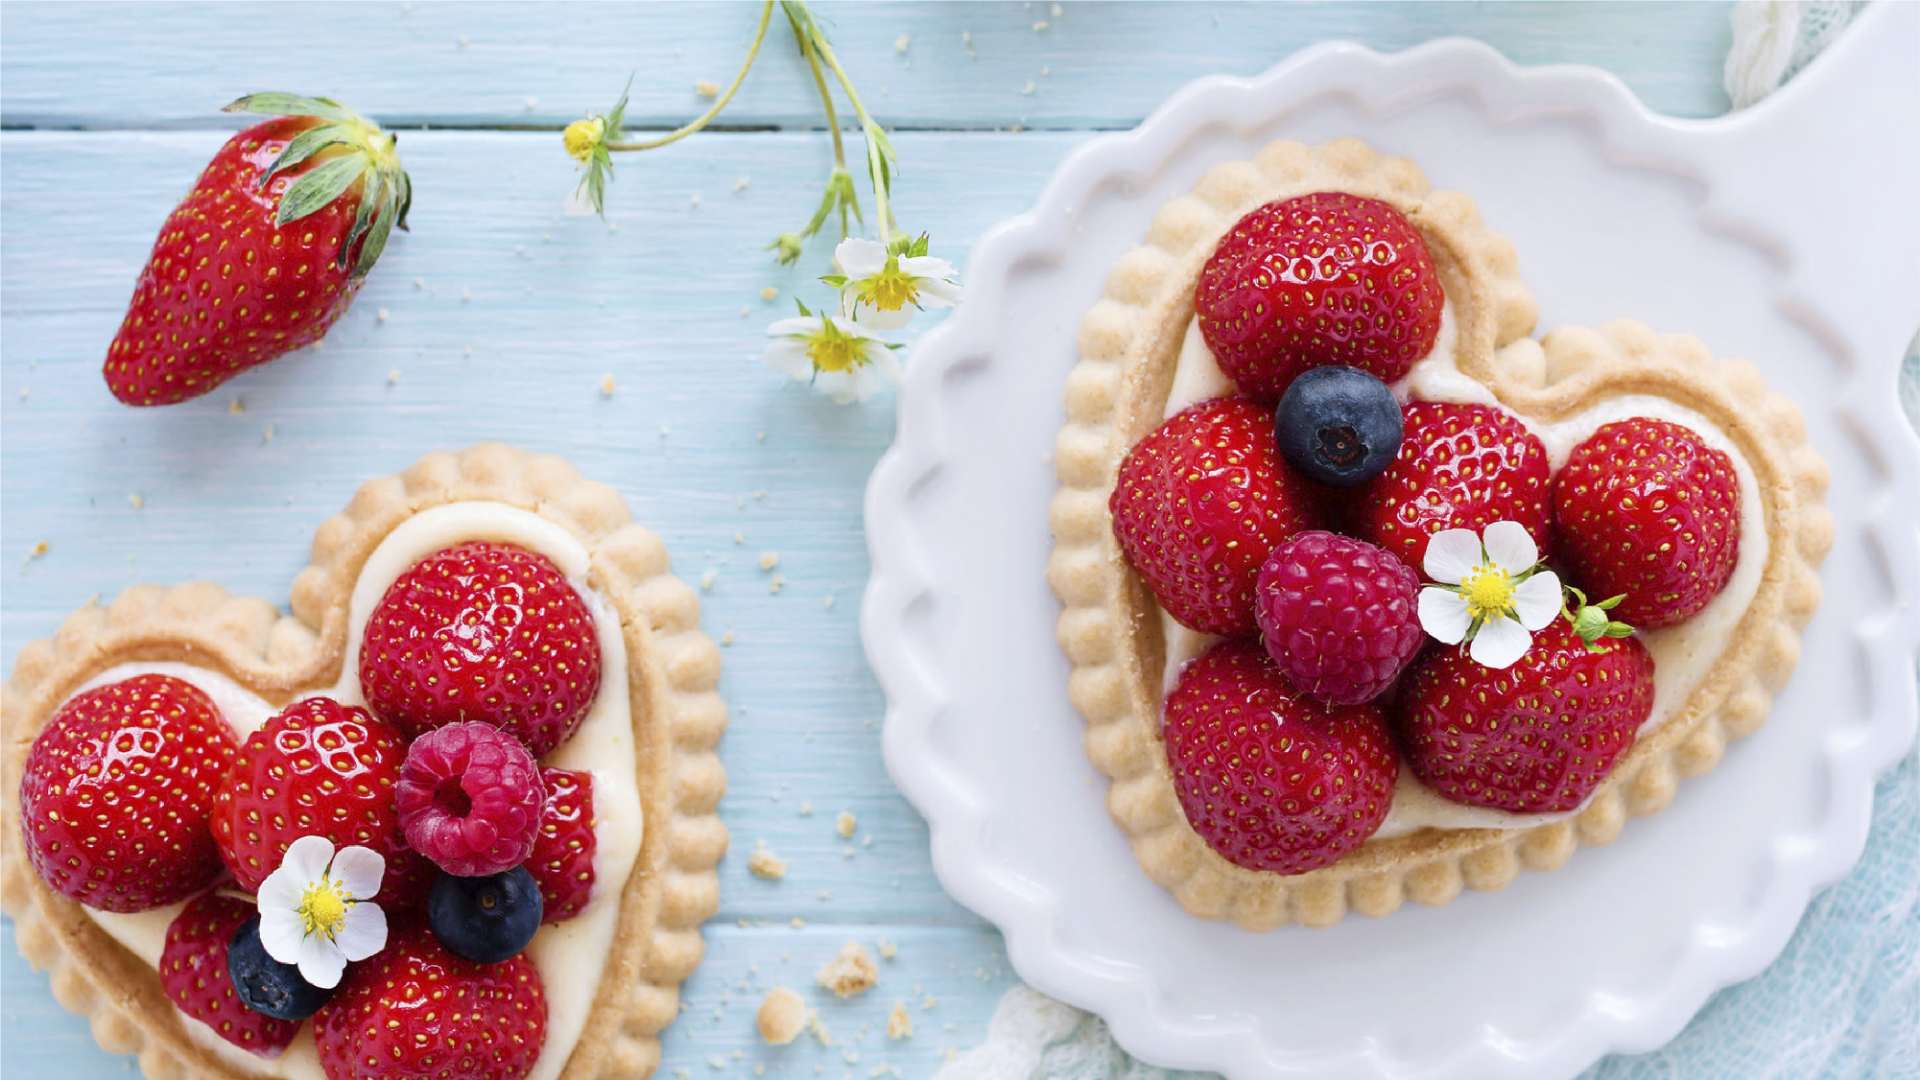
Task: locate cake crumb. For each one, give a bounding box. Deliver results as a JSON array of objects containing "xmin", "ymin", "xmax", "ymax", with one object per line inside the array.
[
  {"xmin": 1021, "ymin": 80, "xmax": 1037, "ymax": 96},
  {"xmin": 756, "ymin": 430, "xmax": 767, "ymax": 442},
  {"xmin": 598, "ymin": 373, "xmax": 616, "ymax": 397},
  {"xmin": 376, "ymin": 307, "xmax": 390, "ymax": 323},
  {"xmin": 733, "ymin": 531, "xmax": 746, "ymax": 545},
  {"xmin": 700, "ymin": 569, "xmax": 718, "ymax": 592},
  {"xmin": 759, "ymin": 550, "xmax": 780, "ymax": 571},
  {"xmin": 748, "ymin": 842, "xmax": 788, "ymax": 880},
  {"xmin": 26, "ymin": 540, "xmax": 49, "ymax": 563},
  {"xmin": 808, "ymin": 1011, "xmax": 834, "ymax": 1046},
  {"xmin": 721, "ymin": 629, "xmax": 737, "ymax": 647},
  {"xmin": 734, "ymin": 176, "xmax": 751, "ymax": 192},
  {"xmin": 695, "ymin": 78, "xmax": 720, "ymax": 98},
  {"xmin": 760, "ymin": 286, "xmax": 778, "ymax": 302},
  {"xmin": 798, "ymin": 800, "xmax": 814, "ymax": 816},
  {"xmin": 1032, "ymin": 19, "xmax": 1049, "ymax": 31},
  {"xmin": 790, "ymin": 916, "xmax": 807, "ymax": 929},
  {"xmin": 878, "ymin": 939, "xmax": 897, "ymax": 960},
  {"xmin": 755, "ymin": 987, "xmax": 806, "ymax": 1045},
  {"xmin": 127, "ymin": 493, "xmax": 145, "ymax": 509},
  {"xmin": 740, "ymin": 304, "xmax": 751, "ymax": 318},
  {"xmin": 815, "ymin": 941, "xmax": 878, "ymax": 999},
  {"xmin": 262, "ymin": 422, "xmax": 276, "ymax": 443},
  {"xmin": 768, "ymin": 574, "xmax": 785, "ymax": 595},
  {"xmin": 387, "ymin": 368, "xmax": 401, "ymax": 385},
  {"xmin": 822, "ymin": 593, "xmax": 837, "ymax": 610},
  {"xmin": 920, "ymin": 994, "xmax": 938, "ymax": 1010},
  {"xmin": 228, "ymin": 397, "xmax": 246, "ymax": 414},
  {"xmin": 894, "ymin": 33, "xmax": 911, "ymax": 53},
  {"xmin": 461, "ymin": 287, "xmax": 473, "ymax": 304},
  {"xmin": 835, "ymin": 811, "xmax": 857, "ymax": 839},
  {"xmin": 886, "ymin": 1001, "xmax": 913, "ymax": 1040}
]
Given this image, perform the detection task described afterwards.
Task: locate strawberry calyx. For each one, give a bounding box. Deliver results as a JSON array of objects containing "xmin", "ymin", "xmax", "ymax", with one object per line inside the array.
[
  {"xmin": 1563, "ymin": 586, "xmax": 1635, "ymax": 651},
  {"xmin": 222, "ymin": 92, "xmax": 411, "ymax": 279}
]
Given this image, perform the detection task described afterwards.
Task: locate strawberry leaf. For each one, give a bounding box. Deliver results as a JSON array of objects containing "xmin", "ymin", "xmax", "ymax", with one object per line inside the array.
[
  {"xmin": 275, "ymin": 154, "xmax": 367, "ymax": 227},
  {"xmin": 352, "ymin": 197, "xmax": 400, "ymax": 280},
  {"xmin": 261, "ymin": 123, "xmax": 360, "ymax": 187},
  {"xmin": 224, "ymin": 92, "xmax": 356, "ymax": 123}
]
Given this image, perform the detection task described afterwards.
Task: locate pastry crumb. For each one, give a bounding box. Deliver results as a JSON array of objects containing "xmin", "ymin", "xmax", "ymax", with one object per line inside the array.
[
  {"xmin": 755, "ymin": 430, "xmax": 767, "ymax": 442},
  {"xmin": 887, "ymin": 1000, "xmax": 913, "ymax": 1040},
  {"xmin": 1032, "ymin": 19, "xmax": 1050, "ymax": 31},
  {"xmin": 598, "ymin": 373, "xmax": 616, "ymax": 397},
  {"xmin": 127, "ymin": 493, "xmax": 144, "ymax": 509},
  {"xmin": 878, "ymin": 939, "xmax": 897, "ymax": 960},
  {"xmin": 733, "ymin": 531, "xmax": 746, "ymax": 545},
  {"xmin": 228, "ymin": 397, "xmax": 246, "ymax": 414},
  {"xmin": 808, "ymin": 1010, "xmax": 834, "ymax": 1046},
  {"xmin": 733, "ymin": 176, "xmax": 751, "ymax": 192},
  {"xmin": 739, "ymin": 304, "xmax": 751, "ymax": 318},
  {"xmin": 460, "ymin": 287, "xmax": 473, "ymax": 303},
  {"xmin": 26, "ymin": 540, "xmax": 49, "ymax": 563},
  {"xmin": 695, "ymin": 78, "xmax": 720, "ymax": 98},
  {"xmin": 262, "ymin": 422, "xmax": 275, "ymax": 443},
  {"xmin": 755, "ymin": 987, "xmax": 806, "ymax": 1045},
  {"xmin": 822, "ymin": 593, "xmax": 837, "ymax": 610},
  {"xmin": 699, "ymin": 569, "xmax": 718, "ymax": 591},
  {"xmin": 894, "ymin": 33, "xmax": 911, "ymax": 53},
  {"xmin": 768, "ymin": 573, "xmax": 785, "ymax": 595},
  {"xmin": 748, "ymin": 842, "xmax": 787, "ymax": 880},
  {"xmin": 759, "ymin": 550, "xmax": 780, "ymax": 571},
  {"xmin": 790, "ymin": 916, "xmax": 807, "ymax": 929},
  {"xmin": 1051, "ymin": 1, "xmax": 1063, "ymax": 14},
  {"xmin": 798, "ymin": 800, "xmax": 814, "ymax": 816},
  {"xmin": 387, "ymin": 368, "xmax": 401, "ymax": 385},
  {"xmin": 412, "ymin": 277, "xmax": 426, "ymax": 291},
  {"xmin": 835, "ymin": 811, "xmax": 857, "ymax": 838},
  {"xmin": 815, "ymin": 941, "xmax": 878, "ymax": 999},
  {"xmin": 760, "ymin": 286, "xmax": 778, "ymax": 302},
  {"xmin": 376, "ymin": 307, "xmax": 390, "ymax": 323},
  {"xmin": 721, "ymin": 629, "xmax": 736, "ymax": 646}
]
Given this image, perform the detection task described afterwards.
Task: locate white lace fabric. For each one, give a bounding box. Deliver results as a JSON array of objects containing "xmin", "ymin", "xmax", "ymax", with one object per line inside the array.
[{"xmin": 951, "ymin": 6, "xmax": 1916, "ymax": 1077}]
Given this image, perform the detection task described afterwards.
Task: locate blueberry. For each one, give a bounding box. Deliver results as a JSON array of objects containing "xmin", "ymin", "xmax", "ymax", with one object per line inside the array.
[
  {"xmin": 1274, "ymin": 366, "xmax": 1403, "ymax": 486},
  {"xmin": 428, "ymin": 866, "xmax": 543, "ymax": 963},
  {"xmin": 226, "ymin": 915, "xmax": 334, "ymax": 1021}
]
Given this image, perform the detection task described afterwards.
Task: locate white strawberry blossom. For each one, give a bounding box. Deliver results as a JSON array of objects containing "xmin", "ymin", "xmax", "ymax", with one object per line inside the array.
[
  {"xmin": 1417, "ymin": 521, "xmax": 1562, "ymax": 669},
  {"xmin": 830, "ymin": 237, "xmax": 962, "ymax": 330},
  {"xmin": 256, "ymin": 835, "xmax": 387, "ymax": 990},
  {"xmin": 763, "ymin": 309, "xmax": 901, "ymax": 404}
]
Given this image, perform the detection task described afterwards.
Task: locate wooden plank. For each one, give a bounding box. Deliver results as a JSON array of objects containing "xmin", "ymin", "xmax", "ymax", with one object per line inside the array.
[{"xmin": 0, "ymin": 1, "xmax": 1736, "ymax": 131}]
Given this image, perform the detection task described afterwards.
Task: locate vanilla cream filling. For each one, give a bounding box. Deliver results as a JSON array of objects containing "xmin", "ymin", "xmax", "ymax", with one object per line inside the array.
[
  {"xmin": 1156, "ymin": 316, "xmax": 1768, "ymax": 839},
  {"xmin": 70, "ymin": 502, "xmax": 643, "ymax": 1080}
]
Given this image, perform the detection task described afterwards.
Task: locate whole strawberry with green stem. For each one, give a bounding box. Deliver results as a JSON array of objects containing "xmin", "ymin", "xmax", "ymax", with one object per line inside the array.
[{"xmin": 103, "ymin": 93, "xmax": 411, "ymax": 406}]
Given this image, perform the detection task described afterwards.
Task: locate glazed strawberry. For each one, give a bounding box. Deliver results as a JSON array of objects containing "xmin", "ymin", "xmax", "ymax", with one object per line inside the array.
[
  {"xmin": 313, "ymin": 922, "xmax": 547, "ymax": 1080},
  {"xmin": 18, "ymin": 674, "xmax": 238, "ymax": 912},
  {"xmin": 1553, "ymin": 418, "xmax": 1742, "ymax": 628},
  {"xmin": 359, "ymin": 541, "xmax": 602, "ymax": 756},
  {"xmin": 1397, "ymin": 616, "xmax": 1654, "ymax": 814},
  {"xmin": 1162, "ymin": 639, "xmax": 1398, "ymax": 874},
  {"xmin": 396, "ymin": 722, "xmax": 547, "ymax": 878},
  {"xmin": 528, "ymin": 767, "xmax": 596, "ymax": 922},
  {"xmin": 1195, "ymin": 192, "xmax": 1444, "ymax": 400},
  {"xmin": 211, "ymin": 697, "xmax": 431, "ymax": 909},
  {"xmin": 1254, "ymin": 531, "xmax": 1424, "ymax": 705},
  {"xmin": 1110, "ymin": 397, "xmax": 1323, "ymax": 635},
  {"xmin": 1357, "ymin": 401, "xmax": 1553, "ymax": 569},
  {"xmin": 160, "ymin": 893, "xmax": 301, "ymax": 1056},
  {"xmin": 103, "ymin": 94, "xmax": 411, "ymax": 406}
]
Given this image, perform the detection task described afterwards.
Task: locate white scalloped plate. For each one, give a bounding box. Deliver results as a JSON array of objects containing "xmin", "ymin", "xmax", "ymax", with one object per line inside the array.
[{"xmin": 863, "ymin": 9, "xmax": 1920, "ymax": 1079}]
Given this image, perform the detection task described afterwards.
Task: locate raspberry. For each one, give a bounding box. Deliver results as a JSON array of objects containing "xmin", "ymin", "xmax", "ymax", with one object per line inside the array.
[
  {"xmin": 1109, "ymin": 397, "xmax": 1322, "ymax": 635},
  {"xmin": 211, "ymin": 697, "xmax": 432, "ymax": 910},
  {"xmin": 396, "ymin": 722, "xmax": 546, "ymax": 878},
  {"xmin": 1195, "ymin": 192, "xmax": 1444, "ymax": 400},
  {"xmin": 1553, "ymin": 417, "xmax": 1742, "ymax": 628},
  {"xmin": 1162, "ymin": 640, "xmax": 1398, "ymax": 875},
  {"xmin": 359, "ymin": 541, "xmax": 602, "ymax": 756},
  {"xmin": 19, "ymin": 674, "xmax": 238, "ymax": 912},
  {"xmin": 1254, "ymin": 531, "xmax": 1423, "ymax": 705},
  {"xmin": 160, "ymin": 893, "xmax": 301, "ymax": 1056},
  {"xmin": 313, "ymin": 922, "xmax": 547, "ymax": 1080},
  {"xmin": 527, "ymin": 767, "xmax": 596, "ymax": 922}
]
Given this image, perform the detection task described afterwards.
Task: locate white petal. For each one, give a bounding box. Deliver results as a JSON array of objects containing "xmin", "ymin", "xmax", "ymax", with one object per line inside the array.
[
  {"xmin": 825, "ymin": 314, "xmax": 881, "ymax": 341},
  {"xmin": 329, "ymin": 845, "xmax": 386, "ymax": 900},
  {"xmin": 849, "ymin": 300, "xmax": 915, "ymax": 330},
  {"xmin": 256, "ymin": 865, "xmax": 305, "ymax": 912},
  {"xmin": 914, "ymin": 276, "xmax": 963, "ymax": 308},
  {"xmin": 280, "ymin": 835, "xmax": 334, "ymax": 883},
  {"xmin": 1512, "ymin": 570, "xmax": 1564, "ymax": 631},
  {"xmin": 1418, "ymin": 587, "xmax": 1473, "ymax": 644},
  {"xmin": 766, "ymin": 315, "xmax": 823, "ymax": 338},
  {"xmin": 296, "ymin": 934, "xmax": 347, "ymax": 991},
  {"xmin": 763, "ymin": 340, "xmax": 813, "ymax": 380},
  {"xmin": 1469, "ymin": 616, "xmax": 1532, "ymax": 669},
  {"xmin": 1423, "ymin": 529, "xmax": 1482, "ymax": 584},
  {"xmin": 258, "ymin": 906, "xmax": 306, "ymax": 965},
  {"xmin": 832, "ymin": 237, "xmax": 888, "ymax": 277},
  {"xmin": 334, "ymin": 902, "xmax": 388, "ymax": 962},
  {"xmin": 1482, "ymin": 520, "xmax": 1539, "ymax": 573},
  {"xmin": 812, "ymin": 370, "xmax": 857, "ymax": 404},
  {"xmin": 900, "ymin": 254, "xmax": 957, "ymax": 281}
]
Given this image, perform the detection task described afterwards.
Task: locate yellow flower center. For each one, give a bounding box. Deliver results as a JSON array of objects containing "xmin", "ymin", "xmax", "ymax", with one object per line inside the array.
[
  {"xmin": 803, "ymin": 321, "xmax": 871, "ymax": 374},
  {"xmin": 563, "ymin": 117, "xmax": 606, "ymax": 162},
  {"xmin": 297, "ymin": 877, "xmax": 350, "ymax": 941},
  {"xmin": 1460, "ymin": 564, "xmax": 1516, "ymax": 620},
  {"xmin": 855, "ymin": 259, "xmax": 920, "ymax": 313}
]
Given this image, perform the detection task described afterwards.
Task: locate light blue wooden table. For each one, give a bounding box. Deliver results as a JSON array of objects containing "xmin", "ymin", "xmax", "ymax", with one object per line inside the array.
[{"xmin": 3, "ymin": 4, "xmax": 1908, "ymax": 1078}]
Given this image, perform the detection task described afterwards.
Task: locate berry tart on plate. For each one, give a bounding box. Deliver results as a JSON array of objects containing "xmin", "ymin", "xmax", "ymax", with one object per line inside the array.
[
  {"xmin": 1, "ymin": 444, "xmax": 727, "ymax": 1078},
  {"xmin": 1049, "ymin": 139, "xmax": 1833, "ymax": 928}
]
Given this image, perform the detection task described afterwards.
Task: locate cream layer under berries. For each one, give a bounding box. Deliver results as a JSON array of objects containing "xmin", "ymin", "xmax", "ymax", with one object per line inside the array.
[
  {"xmin": 2, "ymin": 445, "xmax": 728, "ymax": 1079},
  {"xmin": 1049, "ymin": 139, "xmax": 1832, "ymax": 929}
]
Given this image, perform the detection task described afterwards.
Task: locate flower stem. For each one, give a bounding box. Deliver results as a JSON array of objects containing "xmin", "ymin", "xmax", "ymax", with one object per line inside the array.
[
  {"xmin": 606, "ymin": 0, "xmax": 775, "ymax": 152},
  {"xmin": 783, "ymin": 0, "xmax": 895, "ymax": 245}
]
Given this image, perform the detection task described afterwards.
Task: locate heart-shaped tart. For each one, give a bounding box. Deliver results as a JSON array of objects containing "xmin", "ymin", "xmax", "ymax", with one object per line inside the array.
[
  {"xmin": 1049, "ymin": 140, "xmax": 1833, "ymax": 928},
  {"xmin": 2, "ymin": 444, "xmax": 727, "ymax": 1077}
]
